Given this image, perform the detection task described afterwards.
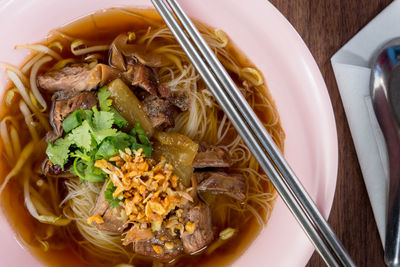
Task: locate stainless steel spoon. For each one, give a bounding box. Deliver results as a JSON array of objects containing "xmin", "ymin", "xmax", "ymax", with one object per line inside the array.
[{"xmin": 371, "ymin": 38, "xmax": 400, "ymax": 267}]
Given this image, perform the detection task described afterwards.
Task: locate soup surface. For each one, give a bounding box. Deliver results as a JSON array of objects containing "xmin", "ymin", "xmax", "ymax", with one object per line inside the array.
[{"xmin": 0, "ymin": 8, "xmax": 284, "ymax": 267}]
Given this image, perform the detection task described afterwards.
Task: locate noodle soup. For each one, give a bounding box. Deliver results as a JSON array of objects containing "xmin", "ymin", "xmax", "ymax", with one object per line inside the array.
[{"xmin": 0, "ymin": 8, "xmax": 284, "ymax": 267}]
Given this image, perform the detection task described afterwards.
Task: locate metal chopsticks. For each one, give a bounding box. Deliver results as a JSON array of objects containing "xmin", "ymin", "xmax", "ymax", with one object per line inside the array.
[{"xmin": 151, "ymin": 0, "xmax": 355, "ymax": 266}]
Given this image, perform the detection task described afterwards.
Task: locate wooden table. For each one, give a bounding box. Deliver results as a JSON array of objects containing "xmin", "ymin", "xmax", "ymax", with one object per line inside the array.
[{"xmin": 267, "ymin": 0, "xmax": 393, "ymax": 266}]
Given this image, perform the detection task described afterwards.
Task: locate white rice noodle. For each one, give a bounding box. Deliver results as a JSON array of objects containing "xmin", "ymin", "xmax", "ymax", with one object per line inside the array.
[
  {"xmin": 30, "ymin": 56, "xmax": 52, "ymax": 111},
  {"xmin": 144, "ymin": 27, "xmax": 173, "ymax": 48},
  {"xmin": 222, "ymin": 134, "xmax": 241, "ymax": 150},
  {"xmin": 216, "ymin": 114, "xmax": 230, "ymax": 144},
  {"xmin": 62, "ymin": 179, "xmax": 129, "ymax": 257}
]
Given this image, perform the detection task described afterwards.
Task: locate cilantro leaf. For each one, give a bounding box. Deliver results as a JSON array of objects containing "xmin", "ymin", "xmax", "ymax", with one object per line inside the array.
[
  {"xmin": 98, "ymin": 86, "xmax": 112, "ymax": 111},
  {"xmin": 46, "ymin": 137, "xmax": 73, "ymax": 168},
  {"xmin": 63, "ymin": 110, "xmax": 83, "ymax": 133},
  {"xmin": 95, "ymin": 133, "xmax": 133, "ymax": 160},
  {"xmin": 95, "ymin": 138, "xmax": 116, "ymax": 160},
  {"xmin": 92, "ymin": 128, "xmax": 119, "ymax": 144},
  {"xmin": 129, "ymin": 122, "xmax": 152, "ymax": 157},
  {"xmin": 93, "ymin": 108, "xmax": 115, "ymax": 131},
  {"xmin": 98, "ymin": 86, "xmax": 127, "ymax": 128},
  {"xmin": 132, "ymin": 143, "xmax": 152, "ymax": 158},
  {"xmin": 110, "ymin": 108, "xmax": 127, "ymax": 128},
  {"xmin": 104, "ymin": 182, "xmax": 123, "ymax": 208},
  {"xmin": 136, "ymin": 124, "xmax": 151, "ymax": 145},
  {"xmin": 70, "ymin": 121, "xmax": 94, "ymax": 151},
  {"xmin": 82, "ymin": 109, "xmax": 94, "ymax": 121}
]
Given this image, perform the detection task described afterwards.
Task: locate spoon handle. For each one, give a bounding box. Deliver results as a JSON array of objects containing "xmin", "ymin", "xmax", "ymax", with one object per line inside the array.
[{"xmin": 372, "ymin": 78, "xmax": 400, "ymax": 267}]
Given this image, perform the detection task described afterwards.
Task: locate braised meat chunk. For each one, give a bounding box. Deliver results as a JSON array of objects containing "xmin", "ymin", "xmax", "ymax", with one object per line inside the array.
[
  {"xmin": 122, "ymin": 62, "xmax": 159, "ymax": 96},
  {"xmin": 158, "ymin": 84, "xmax": 191, "ymax": 112},
  {"xmin": 50, "ymin": 91, "xmax": 98, "ymax": 139},
  {"xmin": 196, "ymin": 172, "xmax": 247, "ymax": 202},
  {"xmin": 89, "ymin": 182, "xmax": 128, "ymax": 233},
  {"xmin": 109, "ymin": 34, "xmax": 169, "ymax": 68},
  {"xmin": 97, "ymin": 205, "xmax": 129, "ymax": 233},
  {"xmin": 125, "ymin": 227, "xmax": 183, "ymax": 262},
  {"xmin": 142, "ymin": 95, "xmax": 175, "ymax": 129},
  {"xmin": 38, "ymin": 63, "xmax": 119, "ymax": 93},
  {"xmin": 42, "ymin": 159, "xmax": 75, "ymax": 178},
  {"xmin": 193, "ymin": 142, "xmax": 231, "ymax": 168},
  {"xmin": 181, "ymin": 201, "xmax": 214, "ymax": 254},
  {"xmin": 169, "ymin": 90, "xmax": 191, "ymax": 112}
]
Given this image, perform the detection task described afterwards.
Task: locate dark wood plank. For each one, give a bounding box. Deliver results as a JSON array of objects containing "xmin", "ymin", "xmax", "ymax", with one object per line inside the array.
[{"xmin": 267, "ymin": 0, "xmax": 392, "ymax": 266}]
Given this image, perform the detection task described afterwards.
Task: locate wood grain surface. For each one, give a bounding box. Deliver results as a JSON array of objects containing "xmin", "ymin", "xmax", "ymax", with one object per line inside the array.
[{"xmin": 266, "ymin": 0, "xmax": 393, "ymax": 266}]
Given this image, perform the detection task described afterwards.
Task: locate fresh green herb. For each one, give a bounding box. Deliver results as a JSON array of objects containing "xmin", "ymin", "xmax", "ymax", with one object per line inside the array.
[
  {"xmin": 93, "ymin": 106, "xmax": 114, "ymax": 130},
  {"xmin": 45, "ymin": 86, "xmax": 152, "ymax": 182},
  {"xmin": 104, "ymin": 181, "xmax": 123, "ymax": 208},
  {"xmin": 98, "ymin": 86, "xmax": 113, "ymax": 111},
  {"xmin": 95, "ymin": 133, "xmax": 133, "ymax": 160},
  {"xmin": 62, "ymin": 110, "xmax": 83, "ymax": 133},
  {"xmin": 83, "ymin": 160, "xmax": 107, "ymax": 182},
  {"xmin": 98, "ymin": 86, "xmax": 127, "ymax": 128},
  {"xmin": 46, "ymin": 137, "xmax": 73, "ymax": 169},
  {"xmin": 109, "ymin": 108, "xmax": 127, "ymax": 128},
  {"xmin": 129, "ymin": 122, "xmax": 152, "ymax": 157},
  {"xmin": 69, "ymin": 120, "xmax": 94, "ymax": 151}
]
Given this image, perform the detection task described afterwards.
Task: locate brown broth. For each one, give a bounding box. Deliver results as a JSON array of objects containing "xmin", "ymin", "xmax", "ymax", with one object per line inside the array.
[{"xmin": 0, "ymin": 8, "xmax": 281, "ymax": 267}]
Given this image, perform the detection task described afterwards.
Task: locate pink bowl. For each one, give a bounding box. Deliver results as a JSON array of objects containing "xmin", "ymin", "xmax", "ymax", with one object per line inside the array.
[{"xmin": 0, "ymin": 0, "xmax": 338, "ymax": 266}]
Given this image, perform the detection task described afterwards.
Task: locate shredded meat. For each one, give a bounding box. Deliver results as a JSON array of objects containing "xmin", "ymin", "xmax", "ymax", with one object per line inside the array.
[
  {"xmin": 195, "ymin": 172, "xmax": 247, "ymax": 202},
  {"xmin": 38, "ymin": 63, "xmax": 119, "ymax": 93},
  {"xmin": 142, "ymin": 95, "xmax": 175, "ymax": 129},
  {"xmin": 90, "ymin": 182, "xmax": 128, "ymax": 233},
  {"xmin": 193, "ymin": 142, "xmax": 231, "ymax": 168},
  {"xmin": 50, "ymin": 91, "xmax": 98, "ymax": 139},
  {"xmin": 180, "ymin": 201, "xmax": 214, "ymax": 254}
]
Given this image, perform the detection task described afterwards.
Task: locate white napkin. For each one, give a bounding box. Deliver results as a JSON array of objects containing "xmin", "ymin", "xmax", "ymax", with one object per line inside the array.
[{"xmin": 331, "ymin": 0, "xmax": 400, "ymax": 246}]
